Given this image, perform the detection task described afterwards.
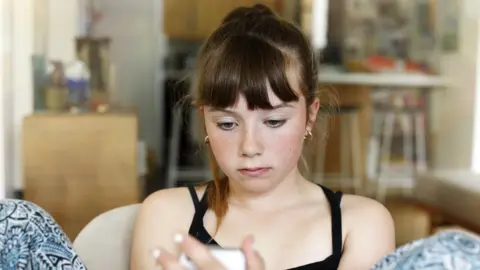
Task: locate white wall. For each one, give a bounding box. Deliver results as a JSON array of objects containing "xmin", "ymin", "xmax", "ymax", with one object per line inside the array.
[
  {"xmin": 471, "ymin": 4, "xmax": 480, "ymax": 172},
  {"xmin": 0, "ymin": 0, "xmax": 38, "ymax": 197},
  {"xmin": 11, "ymin": 0, "xmax": 35, "ymax": 193},
  {"xmin": 4, "ymin": 0, "xmax": 79, "ymax": 193},
  {"xmin": 0, "ymin": 0, "xmax": 14, "ymax": 198},
  {"xmin": 33, "ymin": 0, "xmax": 79, "ymax": 61},
  {"xmin": 46, "ymin": 0, "xmax": 79, "ymax": 62},
  {"xmin": 431, "ymin": 0, "xmax": 480, "ymax": 170},
  {"xmin": 89, "ymin": 0, "xmax": 164, "ymax": 157}
]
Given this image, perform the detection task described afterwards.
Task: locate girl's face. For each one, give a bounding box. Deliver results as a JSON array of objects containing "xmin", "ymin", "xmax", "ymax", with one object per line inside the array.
[{"xmin": 203, "ymin": 85, "xmax": 319, "ymax": 193}]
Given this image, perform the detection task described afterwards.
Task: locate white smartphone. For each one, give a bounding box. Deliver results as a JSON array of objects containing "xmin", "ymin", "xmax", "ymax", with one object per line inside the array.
[{"xmin": 179, "ymin": 246, "xmax": 246, "ymax": 270}]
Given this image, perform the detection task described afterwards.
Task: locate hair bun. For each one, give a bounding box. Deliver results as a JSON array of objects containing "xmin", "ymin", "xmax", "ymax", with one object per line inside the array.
[
  {"xmin": 222, "ymin": 4, "xmax": 275, "ymax": 24},
  {"xmin": 250, "ymin": 4, "xmax": 275, "ymax": 17}
]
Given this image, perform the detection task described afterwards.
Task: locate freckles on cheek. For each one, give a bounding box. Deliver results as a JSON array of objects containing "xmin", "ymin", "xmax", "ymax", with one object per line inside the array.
[
  {"xmin": 270, "ymin": 133, "xmax": 303, "ymax": 157},
  {"xmin": 208, "ymin": 131, "xmax": 237, "ymax": 146}
]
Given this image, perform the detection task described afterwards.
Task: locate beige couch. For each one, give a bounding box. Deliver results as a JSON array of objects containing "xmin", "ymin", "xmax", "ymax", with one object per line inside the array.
[
  {"xmin": 72, "ymin": 170, "xmax": 480, "ymax": 269},
  {"xmin": 414, "ymin": 170, "xmax": 480, "ymax": 233},
  {"xmin": 73, "ymin": 204, "xmax": 141, "ymax": 270}
]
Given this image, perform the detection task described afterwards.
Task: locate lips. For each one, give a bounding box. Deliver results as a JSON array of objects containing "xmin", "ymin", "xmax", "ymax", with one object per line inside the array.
[{"xmin": 238, "ymin": 167, "xmax": 271, "ymax": 177}]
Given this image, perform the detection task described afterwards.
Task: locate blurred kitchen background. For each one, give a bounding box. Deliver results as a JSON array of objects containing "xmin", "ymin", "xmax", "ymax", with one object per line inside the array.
[{"xmin": 2, "ymin": 0, "xmax": 479, "ymax": 246}]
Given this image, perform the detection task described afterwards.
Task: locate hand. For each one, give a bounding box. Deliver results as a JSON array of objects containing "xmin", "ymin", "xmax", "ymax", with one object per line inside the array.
[{"xmin": 153, "ymin": 233, "xmax": 265, "ymax": 270}]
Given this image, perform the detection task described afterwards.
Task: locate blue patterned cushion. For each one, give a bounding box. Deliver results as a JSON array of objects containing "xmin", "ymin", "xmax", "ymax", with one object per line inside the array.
[
  {"xmin": 372, "ymin": 229, "xmax": 480, "ymax": 270},
  {"xmin": 0, "ymin": 199, "xmax": 86, "ymax": 270}
]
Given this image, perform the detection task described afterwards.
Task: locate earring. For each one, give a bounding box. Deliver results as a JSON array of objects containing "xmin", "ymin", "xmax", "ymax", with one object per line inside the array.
[
  {"xmin": 204, "ymin": 135, "xmax": 209, "ymax": 144},
  {"xmin": 303, "ymin": 130, "xmax": 313, "ymax": 140}
]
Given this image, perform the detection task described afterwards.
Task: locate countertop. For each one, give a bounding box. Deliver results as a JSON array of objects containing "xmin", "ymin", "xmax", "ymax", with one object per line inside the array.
[
  {"xmin": 165, "ymin": 68, "xmax": 449, "ymax": 88},
  {"xmin": 318, "ymin": 69, "xmax": 448, "ymax": 88}
]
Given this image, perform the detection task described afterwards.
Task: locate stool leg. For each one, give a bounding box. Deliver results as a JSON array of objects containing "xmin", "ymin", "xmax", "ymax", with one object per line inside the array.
[
  {"xmin": 365, "ymin": 110, "xmax": 382, "ymax": 196},
  {"xmin": 340, "ymin": 115, "xmax": 350, "ymax": 190},
  {"xmin": 415, "ymin": 112, "xmax": 428, "ymax": 173},
  {"xmin": 302, "ymin": 141, "xmax": 316, "ymax": 181},
  {"xmin": 402, "ymin": 113, "xmax": 414, "ymax": 172},
  {"xmin": 313, "ymin": 116, "xmax": 329, "ymax": 184},
  {"xmin": 301, "ymin": 135, "xmax": 314, "ymax": 180},
  {"xmin": 376, "ymin": 112, "xmax": 396, "ymax": 202},
  {"xmin": 166, "ymin": 108, "xmax": 183, "ymax": 188},
  {"xmin": 402, "ymin": 112, "xmax": 415, "ymax": 197},
  {"xmin": 300, "ymin": 152, "xmax": 312, "ymax": 180},
  {"xmin": 350, "ymin": 113, "xmax": 363, "ymax": 194}
]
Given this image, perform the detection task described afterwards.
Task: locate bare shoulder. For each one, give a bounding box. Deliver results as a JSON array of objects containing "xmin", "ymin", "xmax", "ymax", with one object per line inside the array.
[
  {"xmin": 130, "ymin": 186, "xmax": 205, "ymax": 270},
  {"xmin": 341, "ymin": 194, "xmax": 393, "ymax": 225},
  {"xmin": 141, "ymin": 186, "xmax": 196, "ymax": 215},
  {"xmin": 137, "ymin": 185, "xmax": 208, "ymax": 229},
  {"xmin": 337, "ymin": 194, "xmax": 395, "ymax": 270}
]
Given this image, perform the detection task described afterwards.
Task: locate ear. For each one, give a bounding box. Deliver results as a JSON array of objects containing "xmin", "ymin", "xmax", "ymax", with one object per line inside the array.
[
  {"xmin": 307, "ymin": 97, "xmax": 320, "ymax": 131},
  {"xmin": 199, "ymin": 106, "xmax": 205, "ymax": 116}
]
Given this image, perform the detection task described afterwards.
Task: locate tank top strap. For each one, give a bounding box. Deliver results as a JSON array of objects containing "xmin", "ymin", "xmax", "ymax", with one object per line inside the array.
[
  {"xmin": 187, "ymin": 184, "xmax": 209, "ymax": 235},
  {"xmin": 187, "ymin": 185, "xmax": 201, "ymax": 211},
  {"xmin": 318, "ymin": 185, "xmax": 344, "ymax": 257}
]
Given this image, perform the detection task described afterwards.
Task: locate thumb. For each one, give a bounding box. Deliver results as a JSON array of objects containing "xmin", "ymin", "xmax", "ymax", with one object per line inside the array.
[{"xmin": 241, "ymin": 235, "xmax": 265, "ymax": 270}]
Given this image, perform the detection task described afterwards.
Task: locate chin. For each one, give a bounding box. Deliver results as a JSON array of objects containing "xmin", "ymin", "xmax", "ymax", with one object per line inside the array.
[{"xmin": 231, "ymin": 173, "xmax": 281, "ymax": 193}]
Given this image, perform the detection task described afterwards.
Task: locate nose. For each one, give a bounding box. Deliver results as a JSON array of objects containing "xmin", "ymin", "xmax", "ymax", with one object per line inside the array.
[{"xmin": 240, "ymin": 127, "xmax": 264, "ymax": 158}]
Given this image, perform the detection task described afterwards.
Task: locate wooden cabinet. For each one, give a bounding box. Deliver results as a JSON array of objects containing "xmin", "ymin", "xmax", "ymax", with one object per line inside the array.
[
  {"xmin": 164, "ymin": 0, "xmax": 198, "ymax": 39},
  {"xmin": 164, "ymin": 0, "xmax": 281, "ymax": 40},
  {"xmin": 195, "ymin": 0, "xmax": 233, "ymax": 38},
  {"xmin": 22, "ymin": 112, "xmax": 141, "ymax": 240}
]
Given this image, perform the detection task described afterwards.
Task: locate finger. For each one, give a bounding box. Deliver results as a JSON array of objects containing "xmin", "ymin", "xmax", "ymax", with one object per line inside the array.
[
  {"xmin": 174, "ymin": 233, "xmax": 225, "ymax": 270},
  {"xmin": 241, "ymin": 235, "xmax": 265, "ymax": 270},
  {"xmin": 152, "ymin": 247, "xmax": 186, "ymax": 270}
]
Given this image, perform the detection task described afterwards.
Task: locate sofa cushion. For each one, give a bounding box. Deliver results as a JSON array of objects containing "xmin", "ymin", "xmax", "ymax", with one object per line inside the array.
[
  {"xmin": 414, "ymin": 170, "xmax": 480, "ymax": 232},
  {"xmin": 72, "ymin": 204, "xmax": 141, "ymax": 270}
]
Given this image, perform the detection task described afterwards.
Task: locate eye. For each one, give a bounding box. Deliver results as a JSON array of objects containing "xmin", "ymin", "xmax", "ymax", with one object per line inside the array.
[
  {"xmin": 265, "ymin": 119, "xmax": 287, "ymax": 128},
  {"xmin": 217, "ymin": 122, "xmax": 237, "ymax": 131}
]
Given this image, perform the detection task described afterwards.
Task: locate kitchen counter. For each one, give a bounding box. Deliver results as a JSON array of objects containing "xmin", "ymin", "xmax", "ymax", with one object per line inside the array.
[
  {"xmin": 166, "ymin": 69, "xmax": 449, "ymax": 88},
  {"xmin": 318, "ymin": 69, "xmax": 448, "ymax": 88}
]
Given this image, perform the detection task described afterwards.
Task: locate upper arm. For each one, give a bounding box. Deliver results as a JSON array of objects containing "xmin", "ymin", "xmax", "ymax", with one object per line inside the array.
[
  {"xmin": 130, "ymin": 188, "xmax": 193, "ymax": 270},
  {"xmin": 338, "ymin": 197, "xmax": 396, "ymax": 270}
]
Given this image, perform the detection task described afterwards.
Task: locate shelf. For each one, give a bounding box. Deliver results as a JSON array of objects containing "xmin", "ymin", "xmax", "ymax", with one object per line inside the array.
[
  {"xmin": 165, "ymin": 69, "xmax": 449, "ymax": 89},
  {"xmin": 318, "ymin": 71, "xmax": 449, "ymax": 88}
]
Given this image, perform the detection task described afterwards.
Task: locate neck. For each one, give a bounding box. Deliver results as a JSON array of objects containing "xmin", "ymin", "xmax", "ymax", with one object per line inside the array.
[{"xmin": 227, "ymin": 168, "xmax": 307, "ymax": 211}]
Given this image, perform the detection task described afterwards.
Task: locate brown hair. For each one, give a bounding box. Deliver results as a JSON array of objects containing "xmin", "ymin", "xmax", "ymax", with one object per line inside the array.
[{"xmin": 190, "ymin": 4, "xmax": 327, "ymax": 232}]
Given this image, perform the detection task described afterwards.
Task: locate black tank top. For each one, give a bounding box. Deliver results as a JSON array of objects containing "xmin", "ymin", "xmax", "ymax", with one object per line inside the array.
[{"xmin": 187, "ymin": 183, "xmax": 344, "ymax": 270}]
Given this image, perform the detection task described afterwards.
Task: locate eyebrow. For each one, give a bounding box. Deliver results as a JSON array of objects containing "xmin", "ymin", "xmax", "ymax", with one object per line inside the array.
[{"xmin": 208, "ymin": 103, "xmax": 293, "ymax": 113}]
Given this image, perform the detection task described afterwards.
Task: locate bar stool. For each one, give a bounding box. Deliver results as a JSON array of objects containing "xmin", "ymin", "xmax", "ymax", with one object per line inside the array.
[
  {"xmin": 165, "ymin": 105, "xmax": 211, "ymax": 188},
  {"xmin": 366, "ymin": 94, "xmax": 428, "ymax": 202},
  {"xmin": 307, "ymin": 105, "xmax": 363, "ymax": 194}
]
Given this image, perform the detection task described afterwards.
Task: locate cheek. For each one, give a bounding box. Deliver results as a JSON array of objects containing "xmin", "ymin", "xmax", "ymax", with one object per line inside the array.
[
  {"xmin": 263, "ymin": 121, "xmax": 305, "ymax": 165},
  {"xmin": 204, "ymin": 121, "xmax": 234, "ymax": 165},
  {"xmin": 268, "ymin": 129, "xmax": 304, "ymax": 157}
]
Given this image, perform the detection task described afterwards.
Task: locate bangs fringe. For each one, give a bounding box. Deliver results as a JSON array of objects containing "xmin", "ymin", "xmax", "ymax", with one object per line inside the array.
[{"xmin": 196, "ymin": 34, "xmax": 299, "ymax": 109}]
